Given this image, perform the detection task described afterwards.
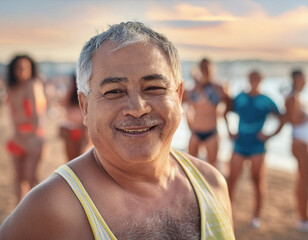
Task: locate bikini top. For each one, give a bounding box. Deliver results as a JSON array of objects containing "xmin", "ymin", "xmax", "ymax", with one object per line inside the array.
[
  {"xmin": 189, "ymin": 83, "xmax": 221, "ymax": 105},
  {"xmin": 55, "ymin": 149, "xmax": 235, "ymax": 240}
]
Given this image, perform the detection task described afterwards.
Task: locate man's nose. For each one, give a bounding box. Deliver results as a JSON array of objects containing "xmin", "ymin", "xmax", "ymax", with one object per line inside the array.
[{"xmin": 122, "ymin": 94, "xmax": 151, "ymax": 117}]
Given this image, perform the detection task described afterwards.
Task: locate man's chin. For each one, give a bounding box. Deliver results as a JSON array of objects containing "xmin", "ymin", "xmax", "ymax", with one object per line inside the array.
[{"xmin": 118, "ymin": 145, "xmax": 162, "ymax": 162}]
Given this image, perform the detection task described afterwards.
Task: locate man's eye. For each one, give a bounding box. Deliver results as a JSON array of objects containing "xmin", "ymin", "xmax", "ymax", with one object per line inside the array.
[
  {"xmin": 104, "ymin": 89, "xmax": 122, "ymax": 94},
  {"xmin": 103, "ymin": 89, "xmax": 125, "ymax": 98},
  {"xmin": 145, "ymin": 86, "xmax": 166, "ymax": 91}
]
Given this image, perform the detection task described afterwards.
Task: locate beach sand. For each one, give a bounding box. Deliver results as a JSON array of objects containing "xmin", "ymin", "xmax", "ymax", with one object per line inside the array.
[{"xmin": 0, "ymin": 104, "xmax": 307, "ymax": 239}]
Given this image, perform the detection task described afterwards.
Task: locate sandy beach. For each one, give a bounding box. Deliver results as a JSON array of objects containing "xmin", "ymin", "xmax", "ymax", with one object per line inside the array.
[{"xmin": 0, "ymin": 104, "xmax": 307, "ymax": 240}]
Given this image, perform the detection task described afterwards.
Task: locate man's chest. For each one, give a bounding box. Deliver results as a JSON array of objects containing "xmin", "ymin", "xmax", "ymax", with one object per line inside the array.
[
  {"xmin": 91, "ymin": 184, "xmax": 201, "ymax": 240},
  {"xmin": 109, "ymin": 202, "xmax": 200, "ymax": 240}
]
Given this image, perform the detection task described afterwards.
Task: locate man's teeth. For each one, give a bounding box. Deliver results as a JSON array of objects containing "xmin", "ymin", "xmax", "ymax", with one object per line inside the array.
[{"xmin": 123, "ymin": 128, "xmax": 150, "ymax": 133}]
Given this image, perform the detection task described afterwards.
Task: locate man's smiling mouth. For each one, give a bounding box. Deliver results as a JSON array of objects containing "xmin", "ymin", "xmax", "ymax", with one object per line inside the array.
[{"xmin": 117, "ymin": 126, "xmax": 156, "ymax": 134}]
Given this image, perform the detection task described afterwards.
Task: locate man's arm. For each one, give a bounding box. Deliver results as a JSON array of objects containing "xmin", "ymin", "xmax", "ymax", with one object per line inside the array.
[{"xmin": 0, "ymin": 175, "xmax": 81, "ymax": 240}]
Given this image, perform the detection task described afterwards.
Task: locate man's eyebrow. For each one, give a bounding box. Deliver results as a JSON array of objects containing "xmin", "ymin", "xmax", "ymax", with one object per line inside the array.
[
  {"xmin": 142, "ymin": 74, "xmax": 169, "ymax": 86},
  {"xmin": 100, "ymin": 77, "xmax": 128, "ymax": 87}
]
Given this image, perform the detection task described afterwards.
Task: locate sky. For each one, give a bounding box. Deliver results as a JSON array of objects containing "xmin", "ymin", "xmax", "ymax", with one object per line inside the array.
[{"xmin": 1, "ymin": 0, "xmax": 308, "ymax": 63}]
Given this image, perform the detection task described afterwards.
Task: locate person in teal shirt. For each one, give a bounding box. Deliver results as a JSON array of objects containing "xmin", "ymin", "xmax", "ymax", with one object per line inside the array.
[{"xmin": 225, "ymin": 70, "xmax": 285, "ymax": 228}]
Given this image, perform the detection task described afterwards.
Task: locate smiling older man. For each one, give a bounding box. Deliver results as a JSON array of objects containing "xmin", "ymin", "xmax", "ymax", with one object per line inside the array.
[{"xmin": 0, "ymin": 22, "xmax": 235, "ymax": 240}]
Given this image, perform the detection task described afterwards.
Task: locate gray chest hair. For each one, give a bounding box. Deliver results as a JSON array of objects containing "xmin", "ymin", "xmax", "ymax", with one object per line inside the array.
[{"xmin": 114, "ymin": 209, "xmax": 200, "ymax": 240}]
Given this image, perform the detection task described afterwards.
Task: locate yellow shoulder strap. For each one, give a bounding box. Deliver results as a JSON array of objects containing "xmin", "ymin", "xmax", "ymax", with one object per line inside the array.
[{"xmin": 55, "ymin": 165, "xmax": 117, "ymax": 240}]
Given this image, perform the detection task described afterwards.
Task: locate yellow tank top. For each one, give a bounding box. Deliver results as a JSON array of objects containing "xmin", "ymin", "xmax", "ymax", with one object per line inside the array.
[{"xmin": 55, "ymin": 149, "xmax": 235, "ymax": 240}]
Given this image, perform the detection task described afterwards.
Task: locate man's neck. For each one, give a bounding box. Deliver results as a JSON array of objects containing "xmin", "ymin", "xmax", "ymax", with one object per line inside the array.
[{"xmin": 93, "ymin": 149, "xmax": 176, "ymax": 196}]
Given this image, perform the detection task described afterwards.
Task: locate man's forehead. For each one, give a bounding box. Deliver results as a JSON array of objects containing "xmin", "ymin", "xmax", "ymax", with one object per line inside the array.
[
  {"xmin": 92, "ymin": 40, "xmax": 118, "ymax": 60},
  {"xmin": 94, "ymin": 40, "xmax": 157, "ymax": 57},
  {"xmin": 88, "ymin": 43, "xmax": 177, "ymax": 90},
  {"xmin": 92, "ymin": 41, "xmax": 172, "ymax": 74}
]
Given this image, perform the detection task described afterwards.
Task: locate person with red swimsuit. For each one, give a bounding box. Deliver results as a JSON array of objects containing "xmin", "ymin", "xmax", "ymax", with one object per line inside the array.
[
  {"xmin": 5, "ymin": 54, "xmax": 46, "ymax": 203},
  {"xmin": 59, "ymin": 73, "xmax": 91, "ymax": 161}
]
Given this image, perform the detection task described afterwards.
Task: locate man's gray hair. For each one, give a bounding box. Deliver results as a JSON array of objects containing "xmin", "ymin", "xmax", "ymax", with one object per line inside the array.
[{"xmin": 76, "ymin": 21, "xmax": 182, "ymax": 96}]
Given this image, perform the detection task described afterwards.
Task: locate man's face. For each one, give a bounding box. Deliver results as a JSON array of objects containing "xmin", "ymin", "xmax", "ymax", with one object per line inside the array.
[{"xmin": 79, "ymin": 41, "xmax": 183, "ymax": 162}]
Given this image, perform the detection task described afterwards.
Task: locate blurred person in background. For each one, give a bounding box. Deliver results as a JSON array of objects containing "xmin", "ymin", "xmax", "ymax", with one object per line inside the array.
[
  {"xmin": 59, "ymin": 73, "xmax": 91, "ymax": 161},
  {"xmin": 0, "ymin": 77, "xmax": 7, "ymax": 107},
  {"xmin": 183, "ymin": 58, "xmax": 229, "ymax": 168},
  {"xmin": 5, "ymin": 54, "xmax": 46, "ymax": 203},
  {"xmin": 285, "ymin": 69, "xmax": 308, "ymax": 232},
  {"xmin": 225, "ymin": 70, "xmax": 285, "ymax": 228}
]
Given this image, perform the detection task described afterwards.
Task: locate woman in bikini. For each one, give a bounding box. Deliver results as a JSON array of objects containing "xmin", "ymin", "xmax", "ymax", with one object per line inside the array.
[
  {"xmin": 285, "ymin": 69, "xmax": 308, "ymax": 232},
  {"xmin": 184, "ymin": 58, "xmax": 228, "ymax": 168},
  {"xmin": 59, "ymin": 73, "xmax": 91, "ymax": 161},
  {"xmin": 6, "ymin": 54, "xmax": 46, "ymax": 203}
]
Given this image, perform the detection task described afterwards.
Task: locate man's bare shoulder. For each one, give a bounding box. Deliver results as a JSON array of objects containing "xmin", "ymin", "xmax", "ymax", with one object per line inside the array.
[
  {"xmin": 180, "ymin": 152, "xmax": 233, "ymax": 225},
  {"xmin": 0, "ymin": 172, "xmax": 91, "ymax": 240},
  {"xmin": 181, "ymin": 152, "xmax": 227, "ymax": 190}
]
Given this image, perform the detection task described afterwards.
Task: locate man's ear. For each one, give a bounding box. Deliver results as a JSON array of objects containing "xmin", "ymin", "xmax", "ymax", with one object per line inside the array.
[
  {"xmin": 177, "ymin": 81, "xmax": 184, "ymax": 101},
  {"xmin": 78, "ymin": 92, "xmax": 89, "ymax": 127}
]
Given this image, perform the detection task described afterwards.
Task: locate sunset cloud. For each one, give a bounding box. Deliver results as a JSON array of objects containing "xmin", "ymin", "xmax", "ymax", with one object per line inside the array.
[
  {"xmin": 0, "ymin": 0, "xmax": 308, "ymax": 62},
  {"xmin": 146, "ymin": 3, "xmax": 308, "ymax": 61},
  {"xmin": 147, "ymin": 2, "xmax": 237, "ymax": 22}
]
